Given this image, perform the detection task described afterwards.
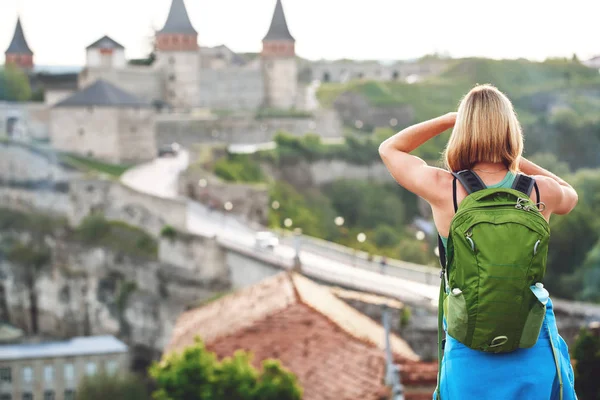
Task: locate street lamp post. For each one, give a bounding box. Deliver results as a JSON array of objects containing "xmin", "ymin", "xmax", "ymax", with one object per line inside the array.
[
  {"xmin": 222, "ymin": 201, "xmax": 233, "ymax": 230},
  {"xmin": 382, "ymin": 304, "xmax": 405, "ymax": 399},
  {"xmin": 293, "ymin": 227, "xmax": 302, "ymax": 271},
  {"xmin": 355, "ymin": 232, "xmax": 366, "ymax": 266},
  {"xmin": 272, "ymin": 200, "xmax": 281, "ymax": 236}
]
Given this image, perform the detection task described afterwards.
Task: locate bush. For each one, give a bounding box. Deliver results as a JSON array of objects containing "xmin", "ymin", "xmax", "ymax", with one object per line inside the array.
[
  {"xmin": 77, "ymin": 372, "xmax": 148, "ymax": 400},
  {"xmin": 150, "ymin": 338, "xmax": 302, "ymax": 400},
  {"xmin": 213, "ymin": 154, "xmax": 265, "ymax": 183},
  {"xmin": 573, "ymin": 326, "xmax": 600, "ymax": 399},
  {"xmin": 373, "ymin": 225, "xmax": 400, "ymax": 248},
  {"xmin": 74, "ymin": 215, "xmax": 158, "ymax": 259},
  {"xmin": 160, "ymin": 225, "xmax": 177, "ymax": 240}
]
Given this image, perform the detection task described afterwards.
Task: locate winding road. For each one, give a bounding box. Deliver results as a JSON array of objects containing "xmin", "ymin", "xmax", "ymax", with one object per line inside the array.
[{"xmin": 121, "ymin": 150, "xmax": 440, "ymax": 307}]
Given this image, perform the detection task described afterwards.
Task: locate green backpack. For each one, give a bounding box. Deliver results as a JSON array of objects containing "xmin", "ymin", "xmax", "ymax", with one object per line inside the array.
[{"xmin": 436, "ymin": 169, "xmax": 551, "ymax": 353}]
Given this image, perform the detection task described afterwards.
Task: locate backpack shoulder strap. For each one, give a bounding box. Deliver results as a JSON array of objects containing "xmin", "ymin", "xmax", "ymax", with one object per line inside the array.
[
  {"xmin": 512, "ymin": 173, "xmax": 541, "ymax": 203},
  {"xmin": 452, "ymin": 170, "xmax": 486, "ymax": 194}
]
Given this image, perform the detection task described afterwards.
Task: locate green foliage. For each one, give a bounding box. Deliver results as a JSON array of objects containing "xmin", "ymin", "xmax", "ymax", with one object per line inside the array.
[
  {"xmin": 58, "ymin": 153, "xmax": 131, "ymax": 178},
  {"xmin": 0, "ymin": 208, "xmax": 67, "ymax": 234},
  {"xmin": 160, "ymin": 225, "xmax": 177, "ymax": 240},
  {"xmin": 255, "ymin": 108, "xmax": 313, "ymax": 120},
  {"xmin": 213, "ymin": 154, "xmax": 266, "ymax": 183},
  {"xmin": 573, "ymin": 327, "xmax": 600, "ymax": 399},
  {"xmin": 0, "ymin": 65, "xmax": 31, "ymax": 101},
  {"xmin": 400, "ymin": 306, "xmax": 412, "ymax": 330},
  {"xmin": 373, "ymin": 225, "xmax": 400, "ymax": 248},
  {"xmin": 74, "ymin": 215, "xmax": 158, "ymax": 259},
  {"xmin": 5, "ymin": 241, "xmax": 51, "ymax": 277},
  {"xmin": 324, "ymin": 180, "xmax": 405, "ymax": 230},
  {"xmin": 397, "ymin": 238, "xmax": 433, "ymax": 265},
  {"xmin": 580, "ymin": 241, "xmax": 600, "ymax": 303},
  {"xmin": 269, "ymin": 181, "xmax": 338, "ymax": 240},
  {"xmin": 150, "ymin": 338, "xmax": 302, "ymax": 400},
  {"xmin": 77, "ymin": 372, "xmax": 148, "ymax": 400}
]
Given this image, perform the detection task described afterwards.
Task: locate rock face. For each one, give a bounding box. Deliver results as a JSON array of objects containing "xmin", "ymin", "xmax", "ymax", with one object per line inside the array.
[{"xmin": 0, "ymin": 231, "xmax": 230, "ymax": 371}]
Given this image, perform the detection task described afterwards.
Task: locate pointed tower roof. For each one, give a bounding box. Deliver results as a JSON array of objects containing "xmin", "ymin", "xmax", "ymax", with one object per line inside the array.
[
  {"xmin": 5, "ymin": 17, "xmax": 33, "ymax": 55},
  {"xmin": 263, "ymin": 0, "xmax": 295, "ymax": 42},
  {"xmin": 158, "ymin": 0, "xmax": 197, "ymax": 35}
]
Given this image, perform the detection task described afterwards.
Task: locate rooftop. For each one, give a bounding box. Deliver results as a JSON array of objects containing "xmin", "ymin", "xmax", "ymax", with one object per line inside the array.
[
  {"xmin": 158, "ymin": 0, "xmax": 197, "ymax": 35},
  {"xmin": 86, "ymin": 35, "xmax": 125, "ymax": 50},
  {"xmin": 167, "ymin": 272, "xmax": 435, "ymax": 400},
  {"xmin": 0, "ymin": 335, "xmax": 128, "ymax": 361},
  {"xmin": 54, "ymin": 79, "xmax": 151, "ymax": 108},
  {"xmin": 5, "ymin": 17, "xmax": 33, "ymax": 55},
  {"xmin": 263, "ymin": 0, "xmax": 295, "ymax": 42}
]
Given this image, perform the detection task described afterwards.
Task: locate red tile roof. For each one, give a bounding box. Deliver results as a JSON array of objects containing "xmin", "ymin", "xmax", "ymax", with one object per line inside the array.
[{"xmin": 166, "ymin": 272, "xmax": 437, "ymax": 400}]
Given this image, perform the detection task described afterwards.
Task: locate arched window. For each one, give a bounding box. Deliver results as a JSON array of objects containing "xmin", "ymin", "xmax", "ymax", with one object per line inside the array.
[{"xmin": 323, "ymin": 72, "xmax": 331, "ymax": 82}]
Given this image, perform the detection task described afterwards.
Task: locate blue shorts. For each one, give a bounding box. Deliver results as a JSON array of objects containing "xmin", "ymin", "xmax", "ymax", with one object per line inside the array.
[{"xmin": 434, "ymin": 299, "xmax": 577, "ymax": 400}]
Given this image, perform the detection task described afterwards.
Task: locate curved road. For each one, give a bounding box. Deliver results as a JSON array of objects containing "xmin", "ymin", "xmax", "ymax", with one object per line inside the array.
[{"xmin": 121, "ymin": 151, "xmax": 439, "ymax": 307}]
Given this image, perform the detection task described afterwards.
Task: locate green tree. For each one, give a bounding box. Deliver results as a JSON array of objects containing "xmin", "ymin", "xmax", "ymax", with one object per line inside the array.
[
  {"xmin": 77, "ymin": 372, "xmax": 148, "ymax": 400},
  {"xmin": 0, "ymin": 65, "xmax": 31, "ymax": 101},
  {"xmin": 373, "ymin": 225, "xmax": 400, "ymax": 248},
  {"xmin": 573, "ymin": 326, "xmax": 600, "ymax": 399},
  {"xmin": 150, "ymin": 338, "xmax": 302, "ymax": 400}
]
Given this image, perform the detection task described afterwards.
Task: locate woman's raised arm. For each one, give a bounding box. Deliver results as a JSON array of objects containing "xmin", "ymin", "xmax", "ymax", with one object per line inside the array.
[{"xmin": 378, "ymin": 113, "xmax": 456, "ymax": 205}]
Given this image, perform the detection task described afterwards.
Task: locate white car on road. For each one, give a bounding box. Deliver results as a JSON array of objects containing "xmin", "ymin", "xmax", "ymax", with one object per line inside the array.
[{"xmin": 254, "ymin": 231, "xmax": 279, "ymax": 251}]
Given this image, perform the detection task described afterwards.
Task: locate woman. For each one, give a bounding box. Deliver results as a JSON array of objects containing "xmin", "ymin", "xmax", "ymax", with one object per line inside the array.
[{"xmin": 379, "ymin": 84, "xmax": 578, "ymax": 399}]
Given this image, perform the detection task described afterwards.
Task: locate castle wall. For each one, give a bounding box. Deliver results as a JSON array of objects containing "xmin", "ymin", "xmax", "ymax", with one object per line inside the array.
[
  {"xmin": 79, "ymin": 67, "xmax": 164, "ymax": 103},
  {"xmin": 50, "ymin": 107, "xmax": 120, "ymax": 161},
  {"xmin": 262, "ymin": 58, "xmax": 297, "ymax": 109},
  {"xmin": 155, "ymin": 109, "xmax": 342, "ymax": 147},
  {"xmin": 199, "ymin": 67, "xmax": 264, "ymax": 110},
  {"xmin": 155, "ymin": 51, "xmax": 200, "ymax": 109},
  {"xmin": 0, "ymin": 101, "xmax": 50, "ymax": 140},
  {"xmin": 117, "ymin": 108, "xmax": 157, "ymax": 163}
]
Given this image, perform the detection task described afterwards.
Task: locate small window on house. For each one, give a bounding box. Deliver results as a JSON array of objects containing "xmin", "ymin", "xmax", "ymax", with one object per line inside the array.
[
  {"xmin": 169, "ymin": 74, "xmax": 176, "ymax": 82},
  {"xmin": 322, "ymin": 72, "xmax": 331, "ymax": 82},
  {"xmin": 43, "ymin": 365, "xmax": 54, "ymax": 383},
  {"xmin": 87, "ymin": 106, "xmax": 94, "ymax": 113},
  {"xmin": 64, "ymin": 391, "xmax": 75, "ymax": 400},
  {"xmin": 169, "ymin": 90, "xmax": 176, "ymax": 98},
  {"xmin": 0, "ymin": 367, "xmax": 11, "ymax": 383},
  {"xmin": 169, "ymin": 56, "xmax": 175, "ymax": 65},
  {"xmin": 43, "ymin": 391, "xmax": 55, "ymax": 400},
  {"xmin": 22, "ymin": 367, "xmax": 32, "ymax": 383},
  {"xmin": 0, "ymin": 394, "xmax": 11, "ymax": 400},
  {"xmin": 392, "ymin": 71, "xmax": 399, "ymax": 80},
  {"xmin": 106, "ymin": 360, "xmax": 118, "ymax": 376},
  {"xmin": 64, "ymin": 363, "xmax": 74, "ymax": 382},
  {"xmin": 85, "ymin": 362, "xmax": 96, "ymax": 376},
  {"xmin": 130, "ymin": 126, "xmax": 137, "ymax": 133},
  {"xmin": 22, "ymin": 394, "xmax": 32, "ymax": 400},
  {"xmin": 78, "ymin": 128, "xmax": 84, "ymax": 136}
]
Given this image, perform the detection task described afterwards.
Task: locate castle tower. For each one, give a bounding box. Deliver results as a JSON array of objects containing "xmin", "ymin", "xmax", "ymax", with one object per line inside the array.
[
  {"xmin": 5, "ymin": 17, "xmax": 34, "ymax": 70},
  {"xmin": 155, "ymin": 0, "xmax": 200, "ymax": 109},
  {"xmin": 86, "ymin": 36, "xmax": 126, "ymax": 69},
  {"xmin": 261, "ymin": 0, "xmax": 297, "ymax": 110}
]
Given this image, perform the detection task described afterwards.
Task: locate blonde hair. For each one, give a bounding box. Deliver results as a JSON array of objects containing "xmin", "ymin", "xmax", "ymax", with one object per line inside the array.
[{"xmin": 444, "ymin": 84, "xmax": 523, "ymax": 172}]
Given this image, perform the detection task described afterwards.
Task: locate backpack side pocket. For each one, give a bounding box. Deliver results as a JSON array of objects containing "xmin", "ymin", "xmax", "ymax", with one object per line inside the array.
[
  {"xmin": 519, "ymin": 301, "xmax": 546, "ymax": 348},
  {"xmin": 446, "ymin": 289, "xmax": 469, "ymax": 343}
]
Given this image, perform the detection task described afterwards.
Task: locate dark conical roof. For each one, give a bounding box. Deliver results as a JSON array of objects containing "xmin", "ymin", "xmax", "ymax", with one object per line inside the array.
[
  {"xmin": 5, "ymin": 17, "xmax": 33, "ymax": 55},
  {"xmin": 158, "ymin": 0, "xmax": 197, "ymax": 35},
  {"xmin": 263, "ymin": 0, "xmax": 295, "ymax": 42},
  {"xmin": 54, "ymin": 79, "xmax": 150, "ymax": 108}
]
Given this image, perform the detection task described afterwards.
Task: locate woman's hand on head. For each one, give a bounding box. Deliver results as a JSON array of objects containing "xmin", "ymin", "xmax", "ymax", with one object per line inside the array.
[{"xmin": 443, "ymin": 112, "xmax": 458, "ymax": 127}]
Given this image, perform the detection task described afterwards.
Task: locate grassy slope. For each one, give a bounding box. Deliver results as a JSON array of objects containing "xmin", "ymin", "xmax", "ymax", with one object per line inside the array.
[{"xmin": 317, "ymin": 58, "xmax": 600, "ymax": 124}]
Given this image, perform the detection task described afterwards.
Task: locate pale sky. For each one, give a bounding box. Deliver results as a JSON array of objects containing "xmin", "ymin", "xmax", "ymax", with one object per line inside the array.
[{"xmin": 1, "ymin": 0, "xmax": 599, "ymax": 66}]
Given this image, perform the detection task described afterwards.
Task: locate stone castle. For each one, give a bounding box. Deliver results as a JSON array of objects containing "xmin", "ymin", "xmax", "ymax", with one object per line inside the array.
[
  {"xmin": 2, "ymin": 0, "xmax": 447, "ymax": 163},
  {"xmin": 5, "ymin": 0, "xmax": 304, "ymax": 112}
]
